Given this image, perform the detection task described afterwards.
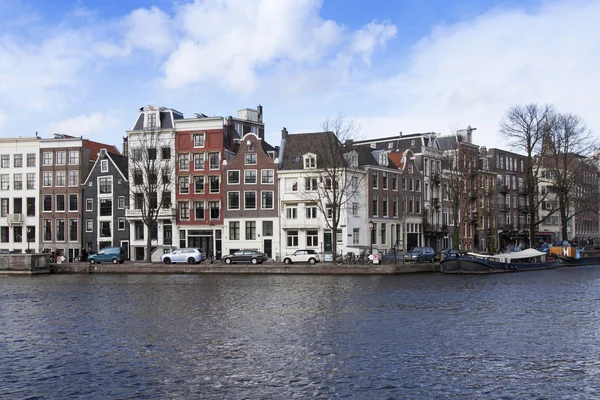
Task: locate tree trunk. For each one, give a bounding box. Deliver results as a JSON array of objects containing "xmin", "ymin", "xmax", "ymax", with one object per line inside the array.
[
  {"xmin": 561, "ymin": 213, "xmax": 569, "ymax": 242},
  {"xmin": 145, "ymin": 222, "xmax": 153, "ymax": 263}
]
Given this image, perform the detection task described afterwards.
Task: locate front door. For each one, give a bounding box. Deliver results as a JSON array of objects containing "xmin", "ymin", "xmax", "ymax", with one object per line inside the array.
[
  {"xmin": 263, "ymin": 239, "xmax": 272, "ymax": 258},
  {"xmin": 324, "ymin": 232, "xmax": 332, "ymax": 253},
  {"xmin": 121, "ymin": 241, "xmax": 129, "ymax": 260}
]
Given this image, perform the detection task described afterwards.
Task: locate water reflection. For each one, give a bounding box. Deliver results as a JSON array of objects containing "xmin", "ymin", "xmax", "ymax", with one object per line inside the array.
[{"xmin": 2, "ymin": 268, "xmax": 600, "ymax": 398}]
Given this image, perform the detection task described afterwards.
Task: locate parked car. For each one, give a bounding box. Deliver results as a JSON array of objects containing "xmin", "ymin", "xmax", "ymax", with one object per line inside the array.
[
  {"xmin": 89, "ymin": 247, "xmax": 125, "ymax": 264},
  {"xmin": 283, "ymin": 249, "xmax": 321, "ymax": 264},
  {"xmin": 404, "ymin": 247, "xmax": 436, "ymax": 263},
  {"xmin": 161, "ymin": 248, "xmax": 206, "ymax": 264},
  {"xmin": 222, "ymin": 249, "xmax": 268, "ymax": 265},
  {"xmin": 537, "ymin": 243, "xmax": 551, "ymax": 253},
  {"xmin": 438, "ymin": 248, "xmax": 460, "ymax": 261}
]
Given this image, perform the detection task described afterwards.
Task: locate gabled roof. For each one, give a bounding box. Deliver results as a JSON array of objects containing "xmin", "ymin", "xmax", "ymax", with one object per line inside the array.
[
  {"xmin": 131, "ymin": 105, "xmax": 184, "ymax": 131},
  {"xmin": 82, "ymin": 149, "xmax": 128, "ymax": 185},
  {"xmin": 279, "ymin": 131, "xmax": 341, "ymax": 170},
  {"xmin": 83, "ymin": 139, "xmax": 120, "ymax": 161}
]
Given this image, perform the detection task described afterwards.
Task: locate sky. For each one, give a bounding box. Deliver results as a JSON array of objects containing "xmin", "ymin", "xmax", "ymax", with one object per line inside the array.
[{"xmin": 1, "ymin": 0, "xmax": 599, "ymax": 151}]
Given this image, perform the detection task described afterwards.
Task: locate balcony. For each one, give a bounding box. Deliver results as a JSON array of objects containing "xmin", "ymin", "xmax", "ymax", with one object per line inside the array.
[
  {"xmin": 126, "ymin": 208, "xmax": 176, "ymax": 219},
  {"xmin": 7, "ymin": 213, "xmax": 24, "ymax": 225},
  {"xmin": 430, "ymin": 172, "xmax": 441, "ymax": 185},
  {"xmin": 498, "ymin": 185, "xmax": 509, "ymax": 194},
  {"xmin": 424, "ymin": 223, "xmax": 448, "ymax": 233},
  {"xmin": 281, "ymin": 218, "xmax": 322, "ymax": 229},
  {"xmin": 431, "ymin": 197, "xmax": 440, "ymax": 209}
]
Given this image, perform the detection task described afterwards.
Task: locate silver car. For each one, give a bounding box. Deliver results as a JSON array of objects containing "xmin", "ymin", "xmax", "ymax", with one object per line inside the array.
[{"xmin": 161, "ymin": 248, "xmax": 206, "ymax": 264}]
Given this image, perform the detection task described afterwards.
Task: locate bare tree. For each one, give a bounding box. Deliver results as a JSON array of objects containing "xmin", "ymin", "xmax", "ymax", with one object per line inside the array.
[
  {"xmin": 128, "ymin": 128, "xmax": 175, "ymax": 262},
  {"xmin": 299, "ymin": 113, "xmax": 364, "ymax": 258},
  {"xmin": 441, "ymin": 147, "xmax": 470, "ymax": 251},
  {"xmin": 500, "ymin": 103, "xmax": 554, "ymax": 247},
  {"xmin": 540, "ymin": 112, "xmax": 598, "ymax": 241}
]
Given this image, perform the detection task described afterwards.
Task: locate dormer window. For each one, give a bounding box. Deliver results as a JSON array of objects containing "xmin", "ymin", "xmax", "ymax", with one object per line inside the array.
[
  {"xmin": 378, "ymin": 153, "xmax": 388, "ymax": 166},
  {"xmin": 303, "ymin": 154, "xmax": 317, "ymax": 169},
  {"xmin": 147, "ymin": 113, "xmax": 157, "ymax": 128}
]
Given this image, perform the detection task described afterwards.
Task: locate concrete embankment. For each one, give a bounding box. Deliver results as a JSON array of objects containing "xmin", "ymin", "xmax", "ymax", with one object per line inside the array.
[{"xmin": 50, "ymin": 261, "xmax": 440, "ymax": 275}]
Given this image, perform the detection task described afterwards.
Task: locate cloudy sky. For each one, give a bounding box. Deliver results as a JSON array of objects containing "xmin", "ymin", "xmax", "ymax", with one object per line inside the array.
[{"xmin": 1, "ymin": 0, "xmax": 598, "ymax": 151}]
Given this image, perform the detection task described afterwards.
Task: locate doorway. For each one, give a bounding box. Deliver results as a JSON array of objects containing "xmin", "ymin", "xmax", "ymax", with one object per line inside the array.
[
  {"xmin": 121, "ymin": 240, "xmax": 129, "ymax": 260},
  {"xmin": 263, "ymin": 239, "xmax": 272, "ymax": 258},
  {"xmin": 324, "ymin": 231, "xmax": 332, "ymax": 253}
]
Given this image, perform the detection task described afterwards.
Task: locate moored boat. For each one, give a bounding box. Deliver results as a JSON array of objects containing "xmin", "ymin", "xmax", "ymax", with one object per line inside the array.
[
  {"xmin": 549, "ymin": 246, "xmax": 600, "ymax": 266},
  {"xmin": 441, "ymin": 248, "xmax": 558, "ymax": 274}
]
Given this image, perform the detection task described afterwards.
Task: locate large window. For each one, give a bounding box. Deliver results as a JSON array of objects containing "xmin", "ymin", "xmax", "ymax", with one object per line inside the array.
[
  {"xmin": 178, "ymin": 201, "xmax": 190, "ymax": 220},
  {"xmin": 99, "ymin": 177, "xmax": 112, "ymax": 194},
  {"xmin": 193, "ymin": 133, "xmax": 205, "ymax": 147},
  {"xmin": 43, "ymin": 195, "xmax": 52, "ymax": 212},
  {"xmin": 69, "ymin": 151, "xmax": 79, "ymax": 165},
  {"xmin": 228, "ymin": 171, "xmax": 240, "ymax": 184},
  {"xmin": 99, "ymin": 221, "xmax": 111, "ymax": 238},
  {"xmin": 261, "ymin": 169, "xmax": 274, "ymax": 184},
  {"xmin": 68, "ymin": 170, "xmax": 79, "ymax": 187},
  {"xmin": 245, "ymin": 221, "xmax": 256, "ymax": 240},
  {"xmin": 244, "ymin": 191, "xmax": 256, "ymax": 209},
  {"xmin": 179, "ymin": 176, "xmax": 189, "ymax": 194},
  {"xmin": 244, "ymin": 170, "xmax": 257, "ymax": 184},
  {"xmin": 229, "ymin": 221, "xmax": 240, "ymax": 240},
  {"xmin": 0, "ymin": 198, "xmax": 8, "ymax": 217},
  {"xmin": 43, "ymin": 219, "xmax": 52, "ymax": 241},
  {"xmin": 194, "ymin": 176, "xmax": 204, "ymax": 194},
  {"xmin": 179, "ymin": 154, "xmax": 189, "ymax": 171},
  {"xmin": 261, "ymin": 191, "xmax": 273, "ymax": 209},
  {"xmin": 69, "ymin": 219, "xmax": 78, "ymax": 241},
  {"xmin": 0, "ymin": 227, "xmax": 8, "ymax": 242},
  {"xmin": 209, "ymin": 201, "xmax": 219, "ymax": 220},
  {"xmin": 27, "ymin": 173, "xmax": 35, "ymax": 189},
  {"xmin": 263, "ymin": 221, "xmax": 273, "ymax": 236},
  {"xmin": 209, "ymin": 176, "xmax": 220, "ymax": 193},
  {"xmin": 1, "ymin": 174, "xmax": 9, "ymax": 190},
  {"xmin": 0, "ymin": 155, "xmax": 8, "ymax": 168},
  {"xmin": 306, "ymin": 230, "xmax": 318, "ymax": 247},
  {"xmin": 161, "ymin": 147, "xmax": 171, "ymax": 160},
  {"xmin": 13, "ymin": 154, "xmax": 22, "ymax": 168},
  {"xmin": 69, "ymin": 194, "xmax": 78, "ymax": 211},
  {"xmin": 13, "ymin": 174, "xmax": 22, "ymax": 190},
  {"xmin": 86, "ymin": 219, "xmax": 93, "ymax": 232},
  {"xmin": 43, "ymin": 152, "xmax": 53, "ymax": 166},
  {"xmin": 194, "ymin": 201, "xmax": 204, "ymax": 220},
  {"xmin": 55, "ymin": 171, "xmax": 65, "ymax": 187},
  {"xmin": 209, "ymin": 152, "xmax": 220, "ymax": 169},
  {"xmin": 56, "ymin": 219, "xmax": 65, "ymax": 241},
  {"xmin": 100, "ymin": 199, "xmax": 112, "ymax": 216},
  {"xmin": 286, "ymin": 206, "xmax": 297, "ymax": 219},
  {"xmin": 56, "ymin": 194, "xmax": 65, "ymax": 212},
  {"xmin": 86, "ymin": 198, "xmax": 93, "ymax": 211},
  {"xmin": 228, "ymin": 192, "xmax": 240, "ymax": 210},
  {"xmin": 27, "ymin": 154, "xmax": 36, "ymax": 167},
  {"xmin": 287, "ymin": 230, "xmax": 299, "ymax": 247},
  {"xmin": 27, "ymin": 198, "xmax": 35, "ymax": 216},
  {"xmin": 194, "ymin": 153, "xmax": 204, "ymax": 170},
  {"xmin": 56, "ymin": 151, "xmax": 66, "ymax": 165},
  {"xmin": 306, "ymin": 206, "xmax": 318, "ymax": 219},
  {"xmin": 245, "ymin": 154, "xmax": 257, "ymax": 165}
]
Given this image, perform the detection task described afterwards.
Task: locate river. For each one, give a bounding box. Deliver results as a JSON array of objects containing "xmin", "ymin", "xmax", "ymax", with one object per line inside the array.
[{"xmin": 2, "ymin": 267, "xmax": 600, "ymax": 399}]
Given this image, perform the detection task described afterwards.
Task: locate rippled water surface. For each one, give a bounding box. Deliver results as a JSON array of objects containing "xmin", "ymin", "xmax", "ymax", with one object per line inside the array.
[{"xmin": 2, "ymin": 268, "xmax": 600, "ymax": 399}]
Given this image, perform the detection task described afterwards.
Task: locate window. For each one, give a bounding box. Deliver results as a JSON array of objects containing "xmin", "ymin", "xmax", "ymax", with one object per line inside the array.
[
  {"xmin": 69, "ymin": 151, "xmax": 79, "ymax": 165},
  {"xmin": 228, "ymin": 192, "xmax": 240, "ymax": 210},
  {"xmin": 131, "ymin": 149, "xmax": 142, "ymax": 162},
  {"xmin": 99, "ymin": 221, "xmax": 111, "ymax": 238},
  {"xmin": 303, "ymin": 155, "xmax": 316, "ymax": 169},
  {"xmin": 402, "ymin": 177, "xmax": 406, "ymax": 190},
  {"xmin": 13, "ymin": 174, "xmax": 22, "ymax": 190},
  {"xmin": 0, "ymin": 155, "xmax": 8, "ymax": 168},
  {"xmin": 43, "ymin": 152, "xmax": 53, "ymax": 166},
  {"xmin": 416, "ymin": 179, "xmax": 421, "ymax": 192},
  {"xmin": 56, "ymin": 151, "xmax": 66, "ymax": 165},
  {"xmin": 305, "ymin": 177, "xmax": 317, "ymax": 191},
  {"xmin": 69, "ymin": 170, "xmax": 79, "ymax": 187},
  {"xmin": 56, "ymin": 219, "xmax": 65, "ymax": 241},
  {"xmin": 287, "ymin": 230, "xmax": 299, "ymax": 247},
  {"xmin": 409, "ymin": 178, "xmax": 414, "ymax": 191},
  {"xmin": 306, "ymin": 230, "xmax": 318, "ymax": 247},
  {"xmin": 336, "ymin": 229, "xmax": 343, "ymax": 243},
  {"xmin": 352, "ymin": 203, "xmax": 359, "ymax": 216},
  {"xmin": 382, "ymin": 195, "xmax": 388, "ymax": 217},
  {"xmin": 245, "ymin": 154, "xmax": 257, "ymax": 165},
  {"xmin": 1, "ymin": 174, "xmax": 9, "ymax": 190},
  {"xmin": 392, "ymin": 174, "xmax": 398, "ymax": 190},
  {"xmin": 56, "ymin": 194, "xmax": 65, "ymax": 212},
  {"xmin": 244, "ymin": 170, "xmax": 257, "ymax": 184},
  {"xmin": 372, "ymin": 171, "xmax": 378, "ymax": 188},
  {"xmin": 134, "ymin": 221, "xmax": 144, "ymax": 240},
  {"xmin": 286, "ymin": 206, "xmax": 297, "ymax": 219},
  {"xmin": 148, "ymin": 148, "xmax": 157, "ymax": 160},
  {"xmin": 209, "ymin": 152, "xmax": 220, "ymax": 169},
  {"xmin": 0, "ymin": 227, "xmax": 8, "ymax": 243},
  {"xmin": 393, "ymin": 196, "xmax": 398, "ymax": 217},
  {"xmin": 194, "ymin": 201, "xmax": 205, "ymax": 220},
  {"xmin": 415, "ymin": 197, "xmax": 421, "ymax": 214},
  {"xmin": 194, "ymin": 153, "xmax": 205, "ymax": 170},
  {"xmin": 247, "ymin": 141, "xmax": 254, "ymax": 151},
  {"xmin": 43, "ymin": 219, "xmax": 52, "ymax": 241},
  {"xmin": 133, "ymin": 170, "xmax": 143, "ymax": 186},
  {"xmin": 27, "ymin": 154, "xmax": 36, "ymax": 167},
  {"xmin": 408, "ymin": 164, "xmax": 413, "ymax": 174},
  {"xmin": 326, "ymin": 205, "xmax": 333, "ymax": 219},
  {"xmin": 193, "ymin": 133, "xmax": 205, "ymax": 147},
  {"xmin": 209, "ymin": 176, "xmax": 220, "ymax": 193},
  {"xmin": 194, "ymin": 176, "xmax": 204, "ymax": 193},
  {"xmin": 372, "ymin": 194, "xmax": 378, "ymax": 216},
  {"xmin": 118, "ymin": 196, "xmax": 125, "ymax": 209},
  {"xmin": 245, "ymin": 221, "xmax": 256, "ymax": 240},
  {"xmin": 69, "ymin": 219, "xmax": 78, "ymax": 241},
  {"xmin": 99, "ymin": 199, "xmax": 112, "ymax": 216},
  {"xmin": 12, "ymin": 198, "xmax": 21, "ymax": 214},
  {"xmin": 86, "ymin": 219, "xmax": 93, "ymax": 232},
  {"xmin": 69, "ymin": 194, "xmax": 78, "ymax": 211},
  {"xmin": 162, "ymin": 192, "xmax": 171, "ymax": 208},
  {"xmin": 27, "ymin": 198, "xmax": 35, "ymax": 216},
  {"xmin": 179, "ymin": 201, "xmax": 190, "ymax": 220},
  {"xmin": 161, "ymin": 147, "xmax": 171, "ymax": 160},
  {"xmin": 179, "ymin": 176, "xmax": 189, "ymax": 194},
  {"xmin": 382, "ymin": 172, "xmax": 388, "ymax": 189},
  {"xmin": 13, "ymin": 226, "xmax": 22, "ymax": 242},
  {"xmin": 261, "ymin": 170, "xmax": 274, "ymax": 184},
  {"xmin": 99, "ymin": 177, "xmax": 112, "ymax": 194},
  {"xmin": 263, "ymin": 221, "xmax": 273, "ymax": 236},
  {"xmin": 244, "ymin": 191, "xmax": 256, "ymax": 209},
  {"xmin": 54, "ymin": 171, "xmax": 65, "ymax": 187},
  {"xmin": 13, "ymin": 154, "xmax": 22, "ymax": 168},
  {"xmin": 43, "ymin": 195, "xmax": 52, "ymax": 212},
  {"xmin": 101, "ymin": 159, "xmax": 108, "ymax": 172},
  {"xmin": 228, "ymin": 171, "xmax": 240, "ymax": 184},
  {"xmin": 381, "ymin": 223, "xmax": 386, "ymax": 245},
  {"xmin": 229, "ymin": 221, "xmax": 240, "ymax": 240},
  {"xmin": 261, "ymin": 191, "xmax": 273, "ymax": 209},
  {"xmin": 85, "ymin": 198, "xmax": 93, "ymax": 213},
  {"xmin": 24, "ymin": 173, "xmax": 34, "ymax": 190},
  {"xmin": 209, "ymin": 201, "xmax": 220, "ymax": 220},
  {"xmin": 179, "ymin": 154, "xmax": 189, "ymax": 171},
  {"xmin": 306, "ymin": 206, "xmax": 318, "ymax": 219},
  {"xmin": 0, "ymin": 198, "xmax": 7, "ymax": 217},
  {"xmin": 118, "ymin": 218, "xmax": 125, "ymax": 231}
]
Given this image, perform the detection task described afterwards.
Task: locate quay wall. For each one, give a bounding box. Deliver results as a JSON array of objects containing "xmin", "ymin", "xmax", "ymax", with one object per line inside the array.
[{"xmin": 0, "ymin": 254, "xmax": 51, "ymax": 275}]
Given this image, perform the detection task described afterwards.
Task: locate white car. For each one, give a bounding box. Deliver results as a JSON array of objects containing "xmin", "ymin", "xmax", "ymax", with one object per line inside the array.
[
  {"xmin": 283, "ymin": 249, "xmax": 321, "ymax": 265},
  {"xmin": 161, "ymin": 248, "xmax": 206, "ymax": 264}
]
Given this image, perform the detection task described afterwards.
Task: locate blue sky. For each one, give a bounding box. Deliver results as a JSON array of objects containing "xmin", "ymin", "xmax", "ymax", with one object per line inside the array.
[{"xmin": 1, "ymin": 0, "xmax": 598, "ymax": 151}]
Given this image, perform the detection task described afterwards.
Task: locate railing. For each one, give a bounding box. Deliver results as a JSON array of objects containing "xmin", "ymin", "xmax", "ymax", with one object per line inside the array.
[
  {"xmin": 126, "ymin": 208, "xmax": 176, "ymax": 219},
  {"xmin": 7, "ymin": 214, "xmax": 24, "ymax": 225}
]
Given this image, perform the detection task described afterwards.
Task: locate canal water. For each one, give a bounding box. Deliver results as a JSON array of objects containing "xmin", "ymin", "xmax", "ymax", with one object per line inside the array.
[{"xmin": 2, "ymin": 268, "xmax": 600, "ymax": 399}]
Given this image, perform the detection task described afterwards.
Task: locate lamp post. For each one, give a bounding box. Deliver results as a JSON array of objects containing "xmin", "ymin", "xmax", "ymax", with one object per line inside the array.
[
  {"xmin": 26, "ymin": 226, "xmax": 32, "ymax": 253},
  {"xmin": 368, "ymin": 220, "xmax": 374, "ymax": 255}
]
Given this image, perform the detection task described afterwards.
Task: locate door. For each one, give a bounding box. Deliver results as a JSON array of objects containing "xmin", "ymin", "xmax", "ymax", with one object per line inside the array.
[
  {"xmin": 263, "ymin": 239, "xmax": 272, "ymax": 259},
  {"xmin": 324, "ymin": 232, "xmax": 332, "ymax": 253},
  {"xmin": 120, "ymin": 241, "xmax": 129, "ymax": 260}
]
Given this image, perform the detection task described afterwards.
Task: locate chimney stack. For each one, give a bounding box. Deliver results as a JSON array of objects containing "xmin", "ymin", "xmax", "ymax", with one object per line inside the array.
[
  {"xmin": 257, "ymin": 104, "xmax": 263, "ymax": 123},
  {"xmin": 281, "ymin": 127, "xmax": 288, "ymax": 140}
]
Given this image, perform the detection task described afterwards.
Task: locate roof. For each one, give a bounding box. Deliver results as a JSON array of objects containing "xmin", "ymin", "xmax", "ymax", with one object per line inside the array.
[
  {"xmin": 131, "ymin": 106, "xmax": 183, "ymax": 131},
  {"xmin": 83, "ymin": 139, "xmax": 120, "ymax": 161},
  {"xmin": 279, "ymin": 131, "xmax": 342, "ymax": 170},
  {"xmin": 82, "ymin": 149, "xmax": 128, "ymax": 185}
]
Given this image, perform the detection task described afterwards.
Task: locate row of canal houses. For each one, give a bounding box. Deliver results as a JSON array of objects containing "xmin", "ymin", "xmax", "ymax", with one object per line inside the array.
[{"xmin": 1, "ymin": 104, "xmax": 597, "ymax": 261}]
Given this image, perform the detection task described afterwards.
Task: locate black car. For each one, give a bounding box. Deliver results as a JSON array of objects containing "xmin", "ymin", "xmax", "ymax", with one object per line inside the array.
[
  {"xmin": 404, "ymin": 247, "xmax": 436, "ymax": 262},
  {"xmin": 438, "ymin": 248, "xmax": 460, "ymax": 261},
  {"xmin": 222, "ymin": 249, "xmax": 268, "ymax": 265}
]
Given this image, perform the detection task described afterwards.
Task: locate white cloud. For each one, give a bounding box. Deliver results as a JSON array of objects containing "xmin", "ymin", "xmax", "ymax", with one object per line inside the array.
[
  {"xmin": 45, "ymin": 111, "xmax": 123, "ymax": 141},
  {"xmin": 357, "ymin": 0, "xmax": 600, "ymax": 148},
  {"xmin": 123, "ymin": 6, "xmax": 174, "ymax": 55}
]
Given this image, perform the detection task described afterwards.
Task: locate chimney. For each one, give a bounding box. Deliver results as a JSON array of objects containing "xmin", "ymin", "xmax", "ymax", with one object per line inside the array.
[
  {"xmin": 466, "ymin": 125, "xmax": 476, "ymax": 144},
  {"xmin": 399, "ymin": 131, "xmax": 403, "ymax": 137},
  {"xmin": 122, "ymin": 136, "xmax": 128, "ymax": 157},
  {"xmin": 281, "ymin": 127, "xmax": 288, "ymax": 140},
  {"xmin": 257, "ymin": 104, "xmax": 263, "ymax": 123},
  {"xmin": 345, "ymin": 139, "xmax": 354, "ymax": 148},
  {"xmin": 226, "ymin": 116, "xmax": 235, "ymax": 149}
]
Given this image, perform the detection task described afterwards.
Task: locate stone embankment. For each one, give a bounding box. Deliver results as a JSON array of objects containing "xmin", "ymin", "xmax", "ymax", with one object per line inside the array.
[{"xmin": 50, "ymin": 261, "xmax": 439, "ymax": 275}]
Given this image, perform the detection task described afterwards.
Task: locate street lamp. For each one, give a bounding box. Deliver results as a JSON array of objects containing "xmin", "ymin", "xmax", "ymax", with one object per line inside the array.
[{"xmin": 368, "ymin": 220, "xmax": 374, "ymax": 255}]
